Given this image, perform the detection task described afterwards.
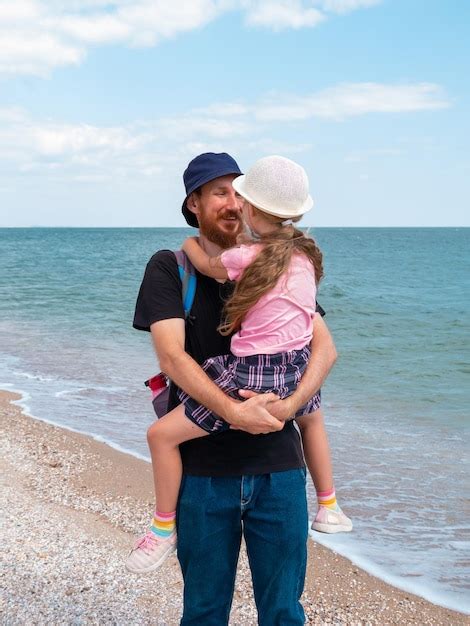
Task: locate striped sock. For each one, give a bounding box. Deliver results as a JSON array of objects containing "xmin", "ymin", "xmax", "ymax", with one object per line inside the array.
[
  {"xmin": 150, "ymin": 510, "xmax": 176, "ymax": 540},
  {"xmin": 317, "ymin": 487, "xmax": 341, "ymax": 512}
]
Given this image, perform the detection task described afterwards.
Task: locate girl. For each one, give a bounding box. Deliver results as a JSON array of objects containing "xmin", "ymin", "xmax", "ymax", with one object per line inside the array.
[{"xmin": 126, "ymin": 155, "xmax": 351, "ymax": 575}]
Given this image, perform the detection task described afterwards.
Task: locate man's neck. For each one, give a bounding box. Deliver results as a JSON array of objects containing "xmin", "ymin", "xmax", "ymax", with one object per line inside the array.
[{"xmin": 198, "ymin": 233, "xmax": 225, "ymax": 257}]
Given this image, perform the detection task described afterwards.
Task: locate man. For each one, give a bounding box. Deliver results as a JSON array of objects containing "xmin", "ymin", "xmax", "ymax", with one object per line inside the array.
[{"xmin": 133, "ymin": 153, "xmax": 337, "ymax": 625}]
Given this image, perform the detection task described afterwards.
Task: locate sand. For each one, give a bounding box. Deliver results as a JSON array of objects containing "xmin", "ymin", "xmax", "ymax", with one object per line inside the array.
[{"xmin": 1, "ymin": 390, "xmax": 468, "ymax": 625}]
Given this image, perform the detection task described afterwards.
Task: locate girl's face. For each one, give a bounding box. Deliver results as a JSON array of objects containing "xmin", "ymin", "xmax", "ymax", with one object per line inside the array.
[
  {"xmin": 242, "ymin": 201, "xmax": 264, "ymax": 237},
  {"xmin": 241, "ymin": 200, "xmax": 253, "ymax": 228},
  {"xmin": 242, "ymin": 201, "xmax": 275, "ymax": 237}
]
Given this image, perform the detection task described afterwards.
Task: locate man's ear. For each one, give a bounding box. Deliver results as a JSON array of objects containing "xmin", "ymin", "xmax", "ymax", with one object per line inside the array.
[{"xmin": 186, "ymin": 192, "xmax": 200, "ymax": 219}]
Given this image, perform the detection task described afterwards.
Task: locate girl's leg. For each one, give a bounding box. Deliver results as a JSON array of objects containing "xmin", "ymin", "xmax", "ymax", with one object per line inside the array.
[
  {"xmin": 147, "ymin": 404, "xmax": 208, "ymax": 513},
  {"xmin": 296, "ymin": 408, "xmax": 333, "ymax": 492},
  {"xmin": 125, "ymin": 405, "xmax": 207, "ymax": 574},
  {"xmin": 296, "ymin": 408, "xmax": 352, "ymax": 534}
]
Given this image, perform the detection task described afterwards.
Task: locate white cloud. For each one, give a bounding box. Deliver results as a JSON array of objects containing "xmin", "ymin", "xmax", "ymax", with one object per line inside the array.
[
  {"xmin": 0, "ymin": 81, "xmax": 450, "ymax": 189},
  {"xmin": 157, "ymin": 116, "xmax": 253, "ymax": 140},
  {"xmin": 0, "ymin": 0, "xmax": 384, "ymax": 76},
  {"xmin": 0, "ymin": 0, "xmax": 228, "ymax": 74},
  {"xmin": 184, "ymin": 83, "xmax": 451, "ymax": 125},
  {"xmin": 245, "ymin": 0, "xmax": 325, "ymax": 30},
  {"xmin": 253, "ymin": 83, "xmax": 451, "ymax": 121},
  {"xmin": 195, "ymin": 102, "xmax": 250, "ymax": 117},
  {"xmin": 32, "ymin": 123, "xmax": 141, "ymax": 156},
  {"xmin": 0, "ymin": 104, "xmax": 255, "ymax": 185},
  {"xmin": 0, "ymin": 0, "xmax": 40, "ymax": 21},
  {"xmin": 118, "ymin": 1, "xmax": 224, "ymax": 46},
  {"xmin": 44, "ymin": 14, "xmax": 130, "ymax": 44},
  {"xmin": 0, "ymin": 31, "xmax": 84, "ymax": 76},
  {"xmin": 0, "ymin": 107, "xmax": 28, "ymax": 122},
  {"xmin": 319, "ymin": 0, "xmax": 381, "ymax": 15},
  {"xmin": 0, "ymin": 109, "xmax": 149, "ymax": 183}
]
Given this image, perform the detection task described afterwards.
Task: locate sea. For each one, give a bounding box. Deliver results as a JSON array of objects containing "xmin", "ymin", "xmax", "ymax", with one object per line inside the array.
[{"xmin": 1, "ymin": 227, "xmax": 469, "ymax": 614}]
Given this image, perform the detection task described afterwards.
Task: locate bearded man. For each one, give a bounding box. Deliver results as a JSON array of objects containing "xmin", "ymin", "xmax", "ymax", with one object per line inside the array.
[{"xmin": 133, "ymin": 153, "xmax": 337, "ymax": 625}]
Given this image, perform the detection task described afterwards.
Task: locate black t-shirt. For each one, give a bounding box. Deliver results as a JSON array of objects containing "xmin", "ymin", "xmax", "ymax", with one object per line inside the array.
[{"xmin": 133, "ymin": 249, "xmax": 305, "ymax": 477}]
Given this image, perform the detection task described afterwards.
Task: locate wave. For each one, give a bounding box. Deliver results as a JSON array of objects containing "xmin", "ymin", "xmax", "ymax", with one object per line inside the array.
[
  {"xmin": 5, "ymin": 386, "xmax": 151, "ymax": 464},
  {"xmin": 309, "ymin": 530, "xmax": 470, "ymax": 615}
]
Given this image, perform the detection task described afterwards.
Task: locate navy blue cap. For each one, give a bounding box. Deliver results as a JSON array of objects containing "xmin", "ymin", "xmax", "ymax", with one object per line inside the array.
[{"xmin": 182, "ymin": 152, "xmax": 242, "ymax": 227}]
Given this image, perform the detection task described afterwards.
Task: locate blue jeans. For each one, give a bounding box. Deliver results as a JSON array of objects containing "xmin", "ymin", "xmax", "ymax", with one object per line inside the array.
[{"xmin": 177, "ymin": 469, "xmax": 308, "ymax": 625}]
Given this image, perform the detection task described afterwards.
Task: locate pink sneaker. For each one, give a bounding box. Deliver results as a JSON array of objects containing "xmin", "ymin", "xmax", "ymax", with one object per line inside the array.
[
  {"xmin": 125, "ymin": 531, "xmax": 177, "ymax": 574},
  {"xmin": 311, "ymin": 506, "xmax": 353, "ymax": 534}
]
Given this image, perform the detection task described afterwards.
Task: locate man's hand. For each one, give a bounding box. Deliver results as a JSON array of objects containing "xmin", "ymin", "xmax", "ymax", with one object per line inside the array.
[
  {"xmin": 153, "ymin": 320, "xmax": 282, "ymax": 434},
  {"xmin": 238, "ymin": 389, "xmax": 295, "ymax": 422},
  {"xmin": 226, "ymin": 392, "xmax": 285, "ymax": 435}
]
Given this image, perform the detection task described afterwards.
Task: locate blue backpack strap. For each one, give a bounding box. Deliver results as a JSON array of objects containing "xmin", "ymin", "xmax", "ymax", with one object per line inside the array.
[{"xmin": 174, "ymin": 250, "xmax": 197, "ymax": 319}]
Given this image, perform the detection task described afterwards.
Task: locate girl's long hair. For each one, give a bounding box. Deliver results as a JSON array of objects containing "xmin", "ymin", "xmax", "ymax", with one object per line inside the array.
[{"xmin": 218, "ymin": 210, "xmax": 323, "ymax": 336}]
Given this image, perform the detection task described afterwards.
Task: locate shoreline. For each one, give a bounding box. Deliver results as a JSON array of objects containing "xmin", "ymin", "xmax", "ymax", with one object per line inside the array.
[{"xmin": 2, "ymin": 389, "xmax": 468, "ymax": 625}]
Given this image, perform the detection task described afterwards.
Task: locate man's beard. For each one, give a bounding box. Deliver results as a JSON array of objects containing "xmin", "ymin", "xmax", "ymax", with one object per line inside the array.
[{"xmin": 198, "ymin": 210, "xmax": 242, "ymax": 249}]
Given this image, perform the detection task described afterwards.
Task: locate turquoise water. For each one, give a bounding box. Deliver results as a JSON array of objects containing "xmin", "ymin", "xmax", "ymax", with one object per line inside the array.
[{"xmin": 1, "ymin": 227, "xmax": 469, "ymax": 613}]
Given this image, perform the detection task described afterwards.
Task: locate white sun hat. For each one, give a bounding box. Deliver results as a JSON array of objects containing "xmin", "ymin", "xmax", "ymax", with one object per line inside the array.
[{"xmin": 232, "ymin": 155, "xmax": 313, "ymax": 219}]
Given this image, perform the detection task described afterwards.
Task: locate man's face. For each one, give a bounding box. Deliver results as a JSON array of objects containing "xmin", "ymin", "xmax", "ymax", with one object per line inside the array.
[{"xmin": 190, "ymin": 175, "xmax": 243, "ymax": 249}]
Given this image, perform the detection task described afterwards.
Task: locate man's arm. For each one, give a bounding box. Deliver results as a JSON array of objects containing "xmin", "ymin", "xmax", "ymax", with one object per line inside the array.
[
  {"xmin": 151, "ymin": 318, "xmax": 284, "ymax": 435},
  {"xmin": 239, "ymin": 315, "xmax": 337, "ymax": 420}
]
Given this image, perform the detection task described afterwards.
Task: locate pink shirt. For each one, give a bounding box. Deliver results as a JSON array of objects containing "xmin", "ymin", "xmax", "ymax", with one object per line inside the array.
[{"xmin": 220, "ymin": 244, "xmax": 317, "ymax": 357}]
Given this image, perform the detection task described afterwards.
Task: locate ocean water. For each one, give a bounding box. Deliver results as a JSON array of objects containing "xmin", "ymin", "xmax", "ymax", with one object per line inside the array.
[{"xmin": 1, "ymin": 227, "xmax": 469, "ymax": 614}]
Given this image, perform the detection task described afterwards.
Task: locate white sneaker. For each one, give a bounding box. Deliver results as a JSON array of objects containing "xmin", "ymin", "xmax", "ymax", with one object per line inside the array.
[
  {"xmin": 125, "ymin": 531, "xmax": 177, "ymax": 574},
  {"xmin": 311, "ymin": 506, "xmax": 353, "ymax": 534}
]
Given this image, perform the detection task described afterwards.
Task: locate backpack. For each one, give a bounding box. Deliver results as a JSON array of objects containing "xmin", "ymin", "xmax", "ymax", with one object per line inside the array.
[{"xmin": 145, "ymin": 250, "xmax": 197, "ymax": 418}]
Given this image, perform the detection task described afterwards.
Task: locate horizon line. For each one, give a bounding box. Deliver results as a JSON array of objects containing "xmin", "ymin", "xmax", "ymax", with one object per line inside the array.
[{"xmin": 0, "ymin": 225, "xmax": 468, "ymax": 230}]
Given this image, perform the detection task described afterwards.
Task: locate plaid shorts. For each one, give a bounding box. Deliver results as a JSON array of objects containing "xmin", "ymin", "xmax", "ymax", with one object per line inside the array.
[{"xmin": 178, "ymin": 345, "xmax": 321, "ymax": 433}]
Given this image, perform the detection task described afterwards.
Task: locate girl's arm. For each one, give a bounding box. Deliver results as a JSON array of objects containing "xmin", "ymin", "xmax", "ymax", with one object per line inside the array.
[{"xmin": 183, "ymin": 237, "xmax": 229, "ymax": 280}]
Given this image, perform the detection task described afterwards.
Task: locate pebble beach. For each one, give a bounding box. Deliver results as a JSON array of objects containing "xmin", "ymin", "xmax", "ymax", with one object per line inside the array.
[{"xmin": 1, "ymin": 390, "xmax": 468, "ymax": 625}]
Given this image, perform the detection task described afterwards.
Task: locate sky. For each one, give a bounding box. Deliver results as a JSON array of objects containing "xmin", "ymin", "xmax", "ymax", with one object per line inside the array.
[{"xmin": 0, "ymin": 0, "xmax": 469, "ymax": 227}]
